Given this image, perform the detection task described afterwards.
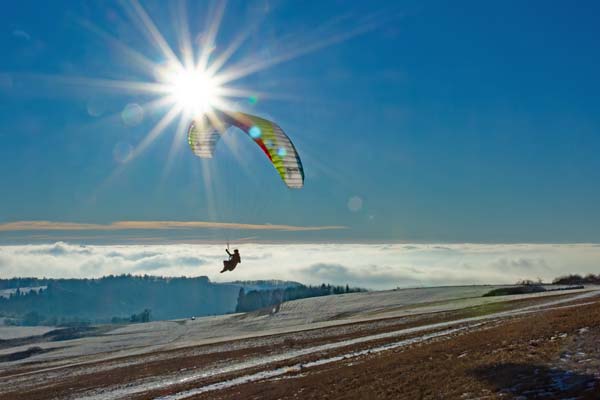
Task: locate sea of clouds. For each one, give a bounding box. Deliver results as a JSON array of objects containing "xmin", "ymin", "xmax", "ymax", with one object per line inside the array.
[{"xmin": 0, "ymin": 242, "xmax": 599, "ymax": 290}]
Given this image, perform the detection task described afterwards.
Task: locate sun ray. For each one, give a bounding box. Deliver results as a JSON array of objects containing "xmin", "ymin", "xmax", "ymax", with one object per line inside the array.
[
  {"xmin": 206, "ymin": 96, "xmax": 237, "ymax": 113},
  {"xmin": 129, "ymin": 105, "xmax": 182, "ymax": 161},
  {"xmin": 204, "ymin": 108, "xmax": 229, "ymax": 134},
  {"xmin": 27, "ymin": 73, "xmax": 169, "ymax": 95},
  {"xmin": 200, "ymin": 157, "xmax": 218, "ymax": 222},
  {"xmin": 138, "ymin": 95, "xmax": 181, "ymax": 114},
  {"xmin": 160, "ymin": 113, "xmax": 191, "ymax": 185},
  {"xmin": 126, "ymin": 0, "xmax": 181, "ymax": 67},
  {"xmin": 196, "ymin": 0, "xmax": 227, "ymax": 71},
  {"xmin": 214, "ymin": 18, "xmax": 380, "ymax": 86},
  {"xmin": 173, "ymin": 0, "xmax": 195, "ymax": 68},
  {"xmin": 214, "ymin": 86, "xmax": 290, "ymax": 101},
  {"xmin": 76, "ymin": 18, "xmax": 160, "ymax": 78},
  {"xmin": 205, "ymin": 18, "xmax": 260, "ymax": 76}
]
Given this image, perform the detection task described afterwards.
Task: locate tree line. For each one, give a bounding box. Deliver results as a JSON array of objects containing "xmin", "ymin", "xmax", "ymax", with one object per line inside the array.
[
  {"xmin": 235, "ymin": 283, "xmax": 366, "ymax": 313},
  {"xmin": 553, "ymin": 274, "xmax": 600, "ymax": 285}
]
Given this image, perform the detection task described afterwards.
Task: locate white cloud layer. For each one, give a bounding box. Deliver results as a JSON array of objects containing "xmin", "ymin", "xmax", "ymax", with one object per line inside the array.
[{"xmin": 0, "ymin": 243, "xmax": 599, "ymax": 290}]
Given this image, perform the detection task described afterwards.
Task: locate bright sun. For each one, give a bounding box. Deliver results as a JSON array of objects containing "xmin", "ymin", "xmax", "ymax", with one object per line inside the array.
[
  {"xmin": 164, "ymin": 66, "xmax": 220, "ymax": 117},
  {"xmin": 77, "ymin": 1, "xmax": 371, "ymax": 171}
]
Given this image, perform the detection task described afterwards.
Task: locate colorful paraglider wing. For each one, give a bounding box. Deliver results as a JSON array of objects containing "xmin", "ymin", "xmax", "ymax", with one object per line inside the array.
[
  {"xmin": 187, "ymin": 117, "xmax": 230, "ymax": 158},
  {"xmin": 227, "ymin": 112, "xmax": 304, "ymax": 189}
]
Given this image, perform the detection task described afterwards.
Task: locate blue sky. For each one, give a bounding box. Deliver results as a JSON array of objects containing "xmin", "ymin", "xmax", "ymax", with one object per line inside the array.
[{"xmin": 1, "ymin": 0, "xmax": 600, "ymax": 244}]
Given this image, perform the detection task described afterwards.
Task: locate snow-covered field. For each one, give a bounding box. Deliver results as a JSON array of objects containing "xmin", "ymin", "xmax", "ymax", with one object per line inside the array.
[
  {"xmin": 1, "ymin": 285, "xmax": 598, "ymax": 399},
  {"xmin": 0, "ymin": 286, "xmax": 46, "ymax": 299},
  {"xmin": 0, "ymin": 285, "xmax": 594, "ymax": 365},
  {"xmin": 0, "ymin": 325, "xmax": 55, "ymax": 340}
]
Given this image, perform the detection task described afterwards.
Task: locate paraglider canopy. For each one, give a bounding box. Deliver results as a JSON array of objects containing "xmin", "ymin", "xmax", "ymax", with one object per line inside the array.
[{"xmin": 188, "ymin": 111, "xmax": 304, "ymax": 189}]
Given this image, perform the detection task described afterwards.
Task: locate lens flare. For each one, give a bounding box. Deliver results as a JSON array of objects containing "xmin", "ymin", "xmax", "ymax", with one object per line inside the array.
[
  {"xmin": 249, "ymin": 126, "xmax": 262, "ymax": 139},
  {"xmin": 121, "ymin": 103, "xmax": 144, "ymax": 126}
]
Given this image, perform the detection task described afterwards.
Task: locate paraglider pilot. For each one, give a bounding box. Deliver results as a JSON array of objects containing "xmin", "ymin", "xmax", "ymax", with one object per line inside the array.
[{"xmin": 221, "ymin": 249, "xmax": 241, "ymax": 273}]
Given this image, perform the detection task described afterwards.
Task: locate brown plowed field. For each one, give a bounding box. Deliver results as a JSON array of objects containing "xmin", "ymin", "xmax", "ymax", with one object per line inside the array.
[{"xmin": 1, "ymin": 293, "xmax": 599, "ymax": 399}]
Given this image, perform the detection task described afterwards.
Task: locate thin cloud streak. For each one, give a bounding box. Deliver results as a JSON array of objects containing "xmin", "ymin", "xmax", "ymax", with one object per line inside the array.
[{"xmin": 0, "ymin": 220, "xmax": 348, "ymax": 232}]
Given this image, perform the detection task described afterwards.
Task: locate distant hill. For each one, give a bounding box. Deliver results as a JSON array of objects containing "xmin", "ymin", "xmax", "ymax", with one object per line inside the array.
[{"xmin": 0, "ymin": 275, "xmax": 241, "ymax": 324}]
